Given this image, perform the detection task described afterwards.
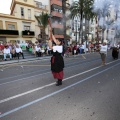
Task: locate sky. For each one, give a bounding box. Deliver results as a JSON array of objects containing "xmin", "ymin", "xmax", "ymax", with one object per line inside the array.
[{"xmin": 0, "ymin": 0, "xmax": 12, "ymax": 14}]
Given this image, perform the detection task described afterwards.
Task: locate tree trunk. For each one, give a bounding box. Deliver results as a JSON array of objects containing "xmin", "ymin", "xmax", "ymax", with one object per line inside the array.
[
  {"xmin": 102, "ymin": 17, "xmax": 106, "ymax": 43},
  {"xmin": 95, "ymin": 17, "xmax": 99, "ymax": 43},
  {"xmin": 79, "ymin": 10, "xmax": 83, "ymax": 43},
  {"xmin": 41, "ymin": 28, "xmax": 46, "ymax": 43}
]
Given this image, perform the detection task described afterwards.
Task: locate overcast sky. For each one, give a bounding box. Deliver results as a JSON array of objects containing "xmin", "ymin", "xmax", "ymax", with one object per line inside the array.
[{"xmin": 0, "ymin": 0, "xmax": 12, "ymax": 14}]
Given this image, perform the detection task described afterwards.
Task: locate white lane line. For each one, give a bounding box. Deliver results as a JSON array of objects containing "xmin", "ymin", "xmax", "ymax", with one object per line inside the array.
[
  {"xmin": 0, "ymin": 61, "xmax": 120, "ymax": 118},
  {"xmin": 82, "ymin": 55, "xmax": 86, "ymax": 59},
  {"xmin": 0, "ymin": 59, "xmax": 119, "ymax": 104},
  {"xmin": 0, "ymin": 58, "xmax": 100, "ymax": 86},
  {"xmin": 0, "ymin": 55, "xmax": 111, "ymax": 82}
]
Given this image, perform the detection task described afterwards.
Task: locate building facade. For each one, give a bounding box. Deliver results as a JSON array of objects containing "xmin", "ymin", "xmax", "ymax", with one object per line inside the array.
[
  {"xmin": 49, "ymin": 0, "xmax": 64, "ymax": 39},
  {"xmin": 0, "ymin": 0, "xmax": 49, "ymax": 45}
]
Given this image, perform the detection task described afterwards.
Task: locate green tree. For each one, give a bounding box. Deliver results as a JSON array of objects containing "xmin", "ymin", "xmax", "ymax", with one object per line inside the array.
[{"xmin": 35, "ymin": 12, "xmax": 49, "ymax": 42}]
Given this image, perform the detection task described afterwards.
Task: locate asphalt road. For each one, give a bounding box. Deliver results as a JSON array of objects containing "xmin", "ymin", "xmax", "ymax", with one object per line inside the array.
[{"xmin": 0, "ymin": 51, "xmax": 120, "ymax": 120}]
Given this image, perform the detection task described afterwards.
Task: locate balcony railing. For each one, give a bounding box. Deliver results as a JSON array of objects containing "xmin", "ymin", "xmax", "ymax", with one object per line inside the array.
[
  {"xmin": 22, "ymin": 30, "xmax": 35, "ymax": 38},
  {"xmin": 50, "ymin": 0, "xmax": 62, "ymax": 6},
  {"xmin": 52, "ymin": 23, "xmax": 63, "ymax": 28},
  {"xmin": 51, "ymin": 11, "xmax": 63, "ymax": 18},
  {"xmin": 54, "ymin": 35, "xmax": 64, "ymax": 38},
  {"xmin": 53, "ymin": 28, "xmax": 64, "ymax": 35},
  {"xmin": 0, "ymin": 29, "xmax": 19, "ymax": 37}
]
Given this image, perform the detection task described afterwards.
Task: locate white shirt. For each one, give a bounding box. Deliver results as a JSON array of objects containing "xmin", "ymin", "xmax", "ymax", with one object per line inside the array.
[
  {"xmin": 4, "ymin": 48, "xmax": 10, "ymax": 54},
  {"xmin": 81, "ymin": 44, "xmax": 85, "ymax": 49},
  {"xmin": 53, "ymin": 45, "xmax": 63, "ymax": 53},
  {"xmin": 47, "ymin": 46, "xmax": 51, "ymax": 50},
  {"xmin": 16, "ymin": 48, "xmax": 23, "ymax": 53},
  {"xmin": 35, "ymin": 46, "xmax": 41, "ymax": 52},
  {"xmin": 25, "ymin": 43, "xmax": 28, "ymax": 47},
  {"xmin": 100, "ymin": 45, "xmax": 107, "ymax": 54}
]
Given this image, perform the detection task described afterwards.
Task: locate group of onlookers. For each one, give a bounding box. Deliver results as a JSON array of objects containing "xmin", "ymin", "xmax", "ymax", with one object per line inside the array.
[
  {"xmin": 0, "ymin": 42, "xmax": 24, "ymax": 61},
  {"xmin": 0, "ymin": 40, "xmax": 119, "ymax": 62},
  {"xmin": 25, "ymin": 41, "xmax": 53, "ymax": 57},
  {"xmin": 64, "ymin": 42, "xmax": 101, "ymax": 57}
]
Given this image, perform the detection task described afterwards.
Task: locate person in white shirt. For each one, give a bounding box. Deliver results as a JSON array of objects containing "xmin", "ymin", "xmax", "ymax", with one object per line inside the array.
[
  {"xmin": 47, "ymin": 46, "xmax": 52, "ymax": 55},
  {"xmin": 35, "ymin": 45, "xmax": 41, "ymax": 57},
  {"xmin": 100, "ymin": 42, "xmax": 108, "ymax": 65},
  {"xmin": 16, "ymin": 45, "xmax": 24, "ymax": 59},
  {"xmin": 3, "ymin": 46, "xmax": 12, "ymax": 61}
]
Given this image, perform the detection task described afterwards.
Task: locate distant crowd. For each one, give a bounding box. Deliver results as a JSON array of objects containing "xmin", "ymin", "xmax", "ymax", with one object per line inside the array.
[
  {"xmin": 0, "ymin": 41, "xmax": 25, "ymax": 61},
  {"xmin": 0, "ymin": 40, "xmax": 119, "ymax": 61}
]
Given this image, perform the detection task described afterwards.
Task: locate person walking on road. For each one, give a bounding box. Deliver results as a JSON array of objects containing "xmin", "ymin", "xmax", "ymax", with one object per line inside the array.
[
  {"xmin": 48, "ymin": 34, "xmax": 64, "ymax": 86},
  {"xmin": 100, "ymin": 42, "xmax": 108, "ymax": 65},
  {"xmin": 112, "ymin": 44, "xmax": 119, "ymax": 60}
]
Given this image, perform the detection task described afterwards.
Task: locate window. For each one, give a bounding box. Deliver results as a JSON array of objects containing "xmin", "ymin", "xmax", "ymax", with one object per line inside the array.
[
  {"xmin": 90, "ymin": 27, "xmax": 94, "ymax": 32},
  {"xmin": 36, "ymin": 2, "xmax": 42, "ymax": 8},
  {"xmin": 21, "ymin": 7, "xmax": 24, "ymax": 17},
  {"xmin": 28, "ymin": 9, "xmax": 31, "ymax": 19},
  {"xmin": 24, "ymin": 26, "xmax": 30, "ymax": 30},
  {"xmin": 0, "ymin": 21, "xmax": 3, "ymax": 29},
  {"xmin": 8, "ymin": 24, "xmax": 15, "ymax": 30}
]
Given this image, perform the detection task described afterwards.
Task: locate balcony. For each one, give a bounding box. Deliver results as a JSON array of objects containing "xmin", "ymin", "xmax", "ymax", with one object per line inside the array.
[
  {"xmin": 66, "ymin": 25, "xmax": 71, "ymax": 29},
  {"xmin": 53, "ymin": 28, "xmax": 64, "ymax": 35},
  {"xmin": 52, "ymin": 23, "xmax": 63, "ymax": 28},
  {"xmin": 22, "ymin": 30, "xmax": 35, "ymax": 38},
  {"xmin": 0, "ymin": 29, "xmax": 19, "ymax": 37},
  {"xmin": 51, "ymin": 11, "xmax": 63, "ymax": 18},
  {"xmin": 54, "ymin": 35, "xmax": 64, "ymax": 38},
  {"xmin": 51, "ymin": 0, "xmax": 62, "ymax": 6}
]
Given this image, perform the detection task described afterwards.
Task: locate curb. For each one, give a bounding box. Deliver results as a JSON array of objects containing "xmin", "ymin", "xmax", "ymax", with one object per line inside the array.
[{"xmin": 0, "ymin": 56, "xmax": 51, "ymax": 65}]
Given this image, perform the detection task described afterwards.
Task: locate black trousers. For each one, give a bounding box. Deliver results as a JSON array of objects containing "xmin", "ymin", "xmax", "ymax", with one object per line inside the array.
[
  {"xmin": 16, "ymin": 52, "xmax": 24, "ymax": 59},
  {"xmin": 36, "ymin": 51, "xmax": 41, "ymax": 57},
  {"xmin": 12, "ymin": 53, "xmax": 16, "ymax": 58}
]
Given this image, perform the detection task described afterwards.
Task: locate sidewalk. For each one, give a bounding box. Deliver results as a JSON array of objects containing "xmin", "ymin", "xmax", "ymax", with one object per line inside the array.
[{"xmin": 0, "ymin": 56, "xmax": 51, "ymax": 65}]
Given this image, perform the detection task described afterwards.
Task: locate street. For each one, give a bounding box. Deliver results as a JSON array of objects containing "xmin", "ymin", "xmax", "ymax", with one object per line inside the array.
[{"xmin": 0, "ymin": 51, "xmax": 120, "ymax": 120}]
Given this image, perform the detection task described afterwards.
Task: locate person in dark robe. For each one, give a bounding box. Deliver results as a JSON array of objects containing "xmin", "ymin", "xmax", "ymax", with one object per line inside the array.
[
  {"xmin": 48, "ymin": 34, "xmax": 64, "ymax": 86},
  {"xmin": 112, "ymin": 47, "xmax": 119, "ymax": 59}
]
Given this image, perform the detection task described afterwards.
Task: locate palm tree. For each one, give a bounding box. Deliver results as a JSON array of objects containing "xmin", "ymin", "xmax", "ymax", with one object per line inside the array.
[
  {"xmin": 35, "ymin": 12, "xmax": 49, "ymax": 42},
  {"xmin": 70, "ymin": 0, "xmax": 94, "ymax": 43},
  {"xmin": 84, "ymin": 2, "xmax": 96, "ymax": 38}
]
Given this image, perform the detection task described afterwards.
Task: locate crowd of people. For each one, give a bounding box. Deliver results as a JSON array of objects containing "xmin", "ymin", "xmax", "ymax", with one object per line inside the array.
[
  {"xmin": 64, "ymin": 42, "xmax": 103, "ymax": 57},
  {"xmin": 0, "ymin": 40, "xmax": 119, "ymax": 62},
  {"xmin": 0, "ymin": 42, "xmax": 24, "ymax": 61}
]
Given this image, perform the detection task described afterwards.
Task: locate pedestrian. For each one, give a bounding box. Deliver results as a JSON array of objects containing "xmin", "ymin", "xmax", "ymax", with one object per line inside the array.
[
  {"xmin": 99, "ymin": 42, "xmax": 108, "ymax": 65},
  {"xmin": 112, "ymin": 45, "xmax": 119, "ymax": 60},
  {"xmin": 48, "ymin": 34, "xmax": 64, "ymax": 86}
]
